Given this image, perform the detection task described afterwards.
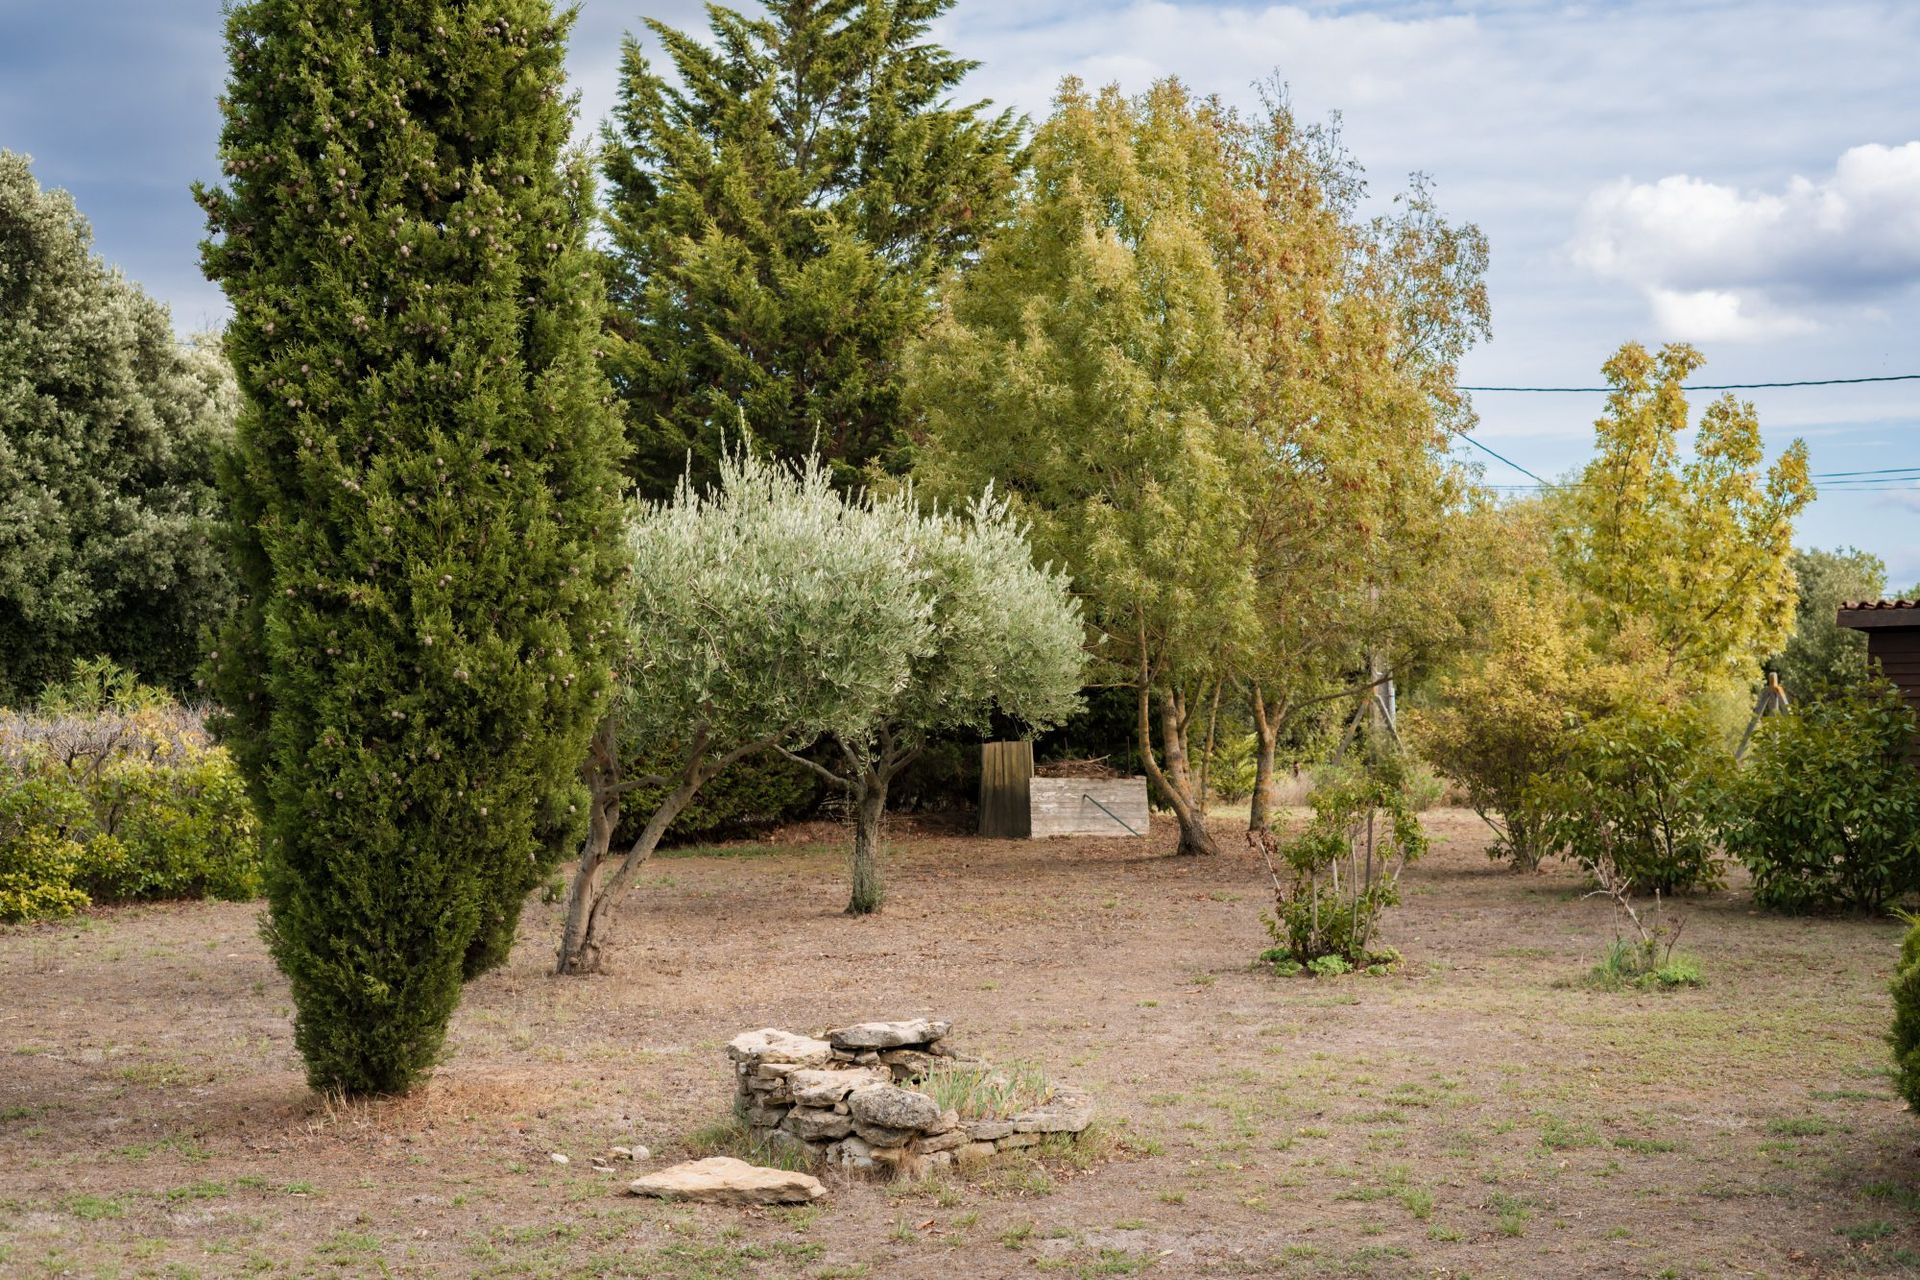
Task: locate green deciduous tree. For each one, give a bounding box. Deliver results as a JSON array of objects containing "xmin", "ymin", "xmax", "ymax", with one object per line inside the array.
[
  {"xmin": 1555, "ymin": 342, "xmax": 1813, "ymax": 691},
  {"xmin": 199, "ymin": 2, "xmax": 628, "ymax": 1093},
  {"xmin": 600, "ymin": 0, "xmax": 1021, "ymax": 497},
  {"xmin": 0, "ymin": 151, "xmax": 237, "ymax": 703},
  {"xmin": 777, "ymin": 488, "xmax": 1084, "ymax": 914},
  {"xmin": 556, "ymin": 451, "xmax": 933, "ymax": 972},
  {"xmin": 1773, "ymin": 546, "xmax": 1887, "ymax": 701},
  {"xmin": 910, "ymin": 79, "xmax": 1257, "ymax": 856},
  {"xmin": 1219, "ymin": 97, "xmax": 1487, "ymax": 830}
]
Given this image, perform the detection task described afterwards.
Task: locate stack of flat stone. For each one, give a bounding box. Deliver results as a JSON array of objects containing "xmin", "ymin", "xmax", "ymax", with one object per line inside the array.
[{"xmin": 725, "ymin": 1019, "xmax": 1095, "ymax": 1181}]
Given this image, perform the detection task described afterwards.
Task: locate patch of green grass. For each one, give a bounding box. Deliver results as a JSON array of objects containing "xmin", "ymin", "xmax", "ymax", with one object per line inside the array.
[
  {"xmin": 1000, "ymin": 1221, "xmax": 1035, "ymax": 1250},
  {"xmin": 62, "ymin": 1194, "xmax": 124, "ymax": 1221},
  {"xmin": 1837, "ymin": 1221, "xmax": 1896, "ymax": 1243},
  {"xmin": 1612, "ymin": 1135, "xmax": 1680, "ymax": 1154},
  {"xmin": 163, "ymin": 1180, "xmax": 229, "ymax": 1202},
  {"xmin": 1427, "ymin": 1224, "xmax": 1463, "ymax": 1242},
  {"xmin": 1766, "ymin": 1116, "xmax": 1832, "ymax": 1138},
  {"xmin": 1399, "ymin": 1187, "xmax": 1434, "ymax": 1220},
  {"xmin": 1539, "ymin": 1115, "xmax": 1602, "ymax": 1151},
  {"xmin": 1489, "ymin": 1193, "xmax": 1530, "ymax": 1237}
]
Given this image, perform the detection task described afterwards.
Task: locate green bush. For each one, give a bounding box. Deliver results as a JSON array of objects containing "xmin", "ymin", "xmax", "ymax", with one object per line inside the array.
[
  {"xmin": 1722, "ymin": 678, "xmax": 1920, "ymax": 914},
  {"xmin": 1891, "ymin": 915, "xmax": 1920, "ymax": 1112},
  {"xmin": 0, "ymin": 667, "xmax": 261, "ymax": 923},
  {"xmin": 1256, "ymin": 738, "xmax": 1427, "ymax": 967},
  {"xmin": 1532, "ymin": 697, "xmax": 1729, "ymax": 895}
]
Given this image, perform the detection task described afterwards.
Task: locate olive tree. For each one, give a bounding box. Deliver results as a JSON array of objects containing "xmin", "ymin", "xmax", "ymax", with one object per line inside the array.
[
  {"xmin": 555, "ymin": 452, "xmax": 931, "ymax": 973},
  {"xmin": 778, "ymin": 489, "xmax": 1085, "ymax": 914}
]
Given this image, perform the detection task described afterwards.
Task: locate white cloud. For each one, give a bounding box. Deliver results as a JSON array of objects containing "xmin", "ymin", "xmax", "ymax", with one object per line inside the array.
[{"xmin": 1572, "ymin": 141, "xmax": 1920, "ymax": 340}]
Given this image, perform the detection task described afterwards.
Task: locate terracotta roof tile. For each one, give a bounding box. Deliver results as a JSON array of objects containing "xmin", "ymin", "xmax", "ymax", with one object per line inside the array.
[{"xmin": 1840, "ymin": 599, "xmax": 1920, "ymax": 610}]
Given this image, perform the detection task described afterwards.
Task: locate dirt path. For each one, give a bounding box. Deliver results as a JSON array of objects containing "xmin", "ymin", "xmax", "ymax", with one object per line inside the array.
[{"xmin": 2, "ymin": 809, "xmax": 1914, "ymax": 1278}]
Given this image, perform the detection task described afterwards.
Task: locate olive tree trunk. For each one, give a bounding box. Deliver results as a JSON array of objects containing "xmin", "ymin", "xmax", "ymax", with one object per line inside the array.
[{"xmin": 555, "ymin": 721, "xmax": 761, "ymax": 975}]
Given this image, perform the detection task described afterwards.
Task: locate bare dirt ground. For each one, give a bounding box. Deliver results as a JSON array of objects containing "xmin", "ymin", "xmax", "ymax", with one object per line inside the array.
[{"xmin": 3, "ymin": 808, "xmax": 1917, "ymax": 1279}]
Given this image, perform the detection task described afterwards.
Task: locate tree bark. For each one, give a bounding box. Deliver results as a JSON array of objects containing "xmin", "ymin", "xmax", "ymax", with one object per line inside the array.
[
  {"xmin": 846, "ymin": 766, "xmax": 889, "ymax": 915},
  {"xmin": 1250, "ymin": 686, "xmax": 1279, "ymax": 833},
  {"xmin": 1136, "ymin": 682, "xmax": 1219, "ymax": 856},
  {"xmin": 555, "ymin": 724, "xmax": 754, "ymax": 975}
]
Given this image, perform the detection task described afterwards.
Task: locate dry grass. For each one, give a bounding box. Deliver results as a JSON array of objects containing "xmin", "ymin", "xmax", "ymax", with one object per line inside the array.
[{"xmin": 0, "ymin": 808, "xmax": 1915, "ymax": 1278}]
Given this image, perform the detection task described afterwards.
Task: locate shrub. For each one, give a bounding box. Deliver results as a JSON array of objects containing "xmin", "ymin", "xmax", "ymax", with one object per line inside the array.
[
  {"xmin": 1253, "ymin": 738, "xmax": 1427, "ymax": 966},
  {"xmin": 1587, "ymin": 939, "xmax": 1702, "ymax": 992},
  {"xmin": 1722, "ymin": 678, "xmax": 1920, "ymax": 914},
  {"xmin": 1891, "ymin": 915, "xmax": 1920, "ymax": 1111},
  {"xmin": 1412, "ymin": 583, "xmax": 1630, "ymax": 869},
  {"xmin": 0, "ymin": 666, "xmax": 261, "ymax": 922},
  {"xmin": 1531, "ymin": 697, "xmax": 1730, "ymax": 894}
]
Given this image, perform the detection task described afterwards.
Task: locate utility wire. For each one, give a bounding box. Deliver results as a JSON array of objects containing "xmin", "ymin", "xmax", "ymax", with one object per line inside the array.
[{"xmin": 1458, "ymin": 373, "xmax": 1920, "ymax": 392}]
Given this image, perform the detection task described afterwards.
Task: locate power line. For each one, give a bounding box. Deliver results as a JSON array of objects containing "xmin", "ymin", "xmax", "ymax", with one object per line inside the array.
[
  {"xmin": 1458, "ymin": 373, "xmax": 1920, "ymax": 393},
  {"xmin": 1452, "ymin": 432, "xmax": 1552, "ymax": 486}
]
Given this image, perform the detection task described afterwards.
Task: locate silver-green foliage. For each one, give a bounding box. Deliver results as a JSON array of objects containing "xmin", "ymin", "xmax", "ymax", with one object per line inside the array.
[
  {"xmin": 797, "ymin": 486, "xmax": 1085, "ymax": 913},
  {"xmin": 557, "ymin": 451, "xmax": 934, "ymax": 971}
]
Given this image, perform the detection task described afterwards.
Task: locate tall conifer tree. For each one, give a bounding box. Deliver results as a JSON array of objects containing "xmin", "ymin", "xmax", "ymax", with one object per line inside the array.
[
  {"xmin": 198, "ymin": 2, "xmax": 627, "ymax": 1093},
  {"xmin": 601, "ymin": 0, "xmax": 1021, "ymax": 496}
]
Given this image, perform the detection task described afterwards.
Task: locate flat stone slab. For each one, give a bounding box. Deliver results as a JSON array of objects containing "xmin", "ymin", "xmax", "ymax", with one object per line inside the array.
[
  {"xmin": 826, "ymin": 1018, "xmax": 950, "ymax": 1050},
  {"xmin": 728, "ymin": 1028, "xmax": 834, "ymax": 1068},
  {"xmin": 1010, "ymin": 1089, "xmax": 1095, "ymax": 1134},
  {"xmin": 789, "ymin": 1066, "xmax": 889, "ymax": 1107},
  {"xmin": 627, "ymin": 1157, "xmax": 826, "ymax": 1205}
]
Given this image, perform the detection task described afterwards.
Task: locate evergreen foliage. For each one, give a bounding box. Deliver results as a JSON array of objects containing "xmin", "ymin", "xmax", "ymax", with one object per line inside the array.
[
  {"xmin": 0, "ymin": 151, "xmax": 237, "ymax": 703},
  {"xmin": 600, "ymin": 0, "xmax": 1021, "ymax": 497},
  {"xmin": 198, "ymin": 2, "xmax": 628, "ymax": 1092},
  {"xmin": 1724, "ymin": 678, "xmax": 1920, "ymax": 914},
  {"xmin": 1891, "ymin": 914, "xmax": 1920, "ymax": 1112}
]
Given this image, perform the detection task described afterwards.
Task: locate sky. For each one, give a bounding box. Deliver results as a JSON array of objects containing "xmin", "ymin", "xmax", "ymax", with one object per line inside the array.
[{"xmin": 3, "ymin": 0, "xmax": 1917, "ymax": 584}]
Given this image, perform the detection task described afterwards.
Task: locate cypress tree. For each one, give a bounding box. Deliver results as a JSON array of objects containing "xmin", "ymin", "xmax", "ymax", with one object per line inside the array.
[
  {"xmin": 197, "ymin": 2, "xmax": 627, "ymax": 1094},
  {"xmin": 601, "ymin": 0, "xmax": 1021, "ymax": 497}
]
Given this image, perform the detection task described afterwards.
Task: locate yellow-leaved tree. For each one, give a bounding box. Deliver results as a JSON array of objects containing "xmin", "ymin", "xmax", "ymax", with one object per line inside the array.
[{"xmin": 1554, "ymin": 342, "xmax": 1813, "ymax": 692}]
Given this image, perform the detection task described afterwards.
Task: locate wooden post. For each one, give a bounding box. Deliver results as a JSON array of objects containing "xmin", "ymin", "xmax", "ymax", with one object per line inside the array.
[{"xmin": 979, "ymin": 741, "xmax": 1034, "ymax": 838}]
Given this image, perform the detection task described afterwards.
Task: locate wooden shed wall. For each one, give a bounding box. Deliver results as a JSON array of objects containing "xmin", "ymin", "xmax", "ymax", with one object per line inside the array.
[
  {"xmin": 1868, "ymin": 630, "xmax": 1920, "ymax": 762},
  {"xmin": 978, "ymin": 741, "xmax": 1034, "ymax": 838}
]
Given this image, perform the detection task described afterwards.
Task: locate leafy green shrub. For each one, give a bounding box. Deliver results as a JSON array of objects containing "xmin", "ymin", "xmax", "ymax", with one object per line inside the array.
[
  {"xmin": 1891, "ymin": 914, "xmax": 1920, "ymax": 1111},
  {"xmin": 1253, "ymin": 739, "xmax": 1427, "ymax": 966},
  {"xmin": 1532, "ymin": 697, "xmax": 1730, "ymax": 894},
  {"xmin": 1722, "ymin": 678, "xmax": 1920, "ymax": 914},
  {"xmin": 0, "ymin": 665, "xmax": 260, "ymax": 922}
]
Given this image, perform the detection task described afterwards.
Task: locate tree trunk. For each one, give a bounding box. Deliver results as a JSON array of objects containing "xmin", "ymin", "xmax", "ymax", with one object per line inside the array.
[
  {"xmin": 1250, "ymin": 686, "xmax": 1279, "ymax": 833},
  {"xmin": 1136, "ymin": 682, "xmax": 1220, "ymax": 857},
  {"xmin": 846, "ymin": 767, "xmax": 889, "ymax": 915},
  {"xmin": 556, "ymin": 725, "xmax": 736, "ymax": 975}
]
